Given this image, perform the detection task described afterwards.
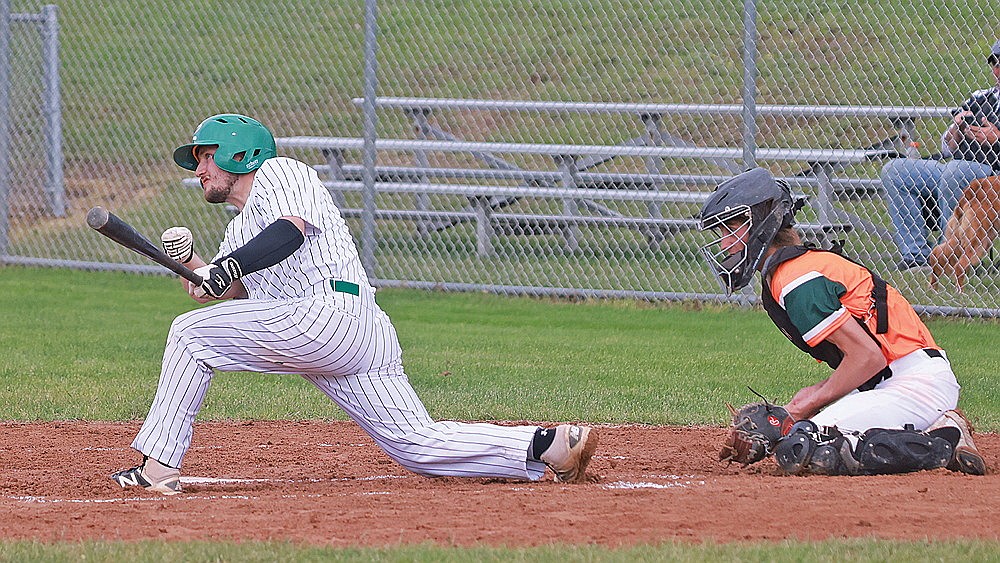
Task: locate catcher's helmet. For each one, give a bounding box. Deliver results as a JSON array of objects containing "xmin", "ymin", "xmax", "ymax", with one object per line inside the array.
[
  {"xmin": 173, "ymin": 114, "xmax": 276, "ymax": 174},
  {"xmin": 698, "ymin": 167, "xmax": 795, "ymax": 294}
]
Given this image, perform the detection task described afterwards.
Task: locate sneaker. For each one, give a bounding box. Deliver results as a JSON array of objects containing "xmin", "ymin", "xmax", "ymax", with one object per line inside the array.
[
  {"xmin": 111, "ymin": 456, "xmax": 182, "ymax": 495},
  {"xmin": 927, "ymin": 410, "xmax": 987, "ymax": 475},
  {"xmin": 539, "ymin": 424, "xmax": 598, "ymax": 483}
]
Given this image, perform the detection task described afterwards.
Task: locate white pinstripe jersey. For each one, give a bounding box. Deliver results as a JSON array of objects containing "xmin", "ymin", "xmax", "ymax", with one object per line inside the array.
[
  {"xmin": 213, "ymin": 157, "xmax": 372, "ymax": 300},
  {"xmin": 131, "ymin": 156, "xmax": 547, "ymax": 479}
]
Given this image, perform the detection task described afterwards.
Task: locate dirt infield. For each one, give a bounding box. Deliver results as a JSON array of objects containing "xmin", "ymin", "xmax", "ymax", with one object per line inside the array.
[{"xmin": 2, "ymin": 421, "xmax": 998, "ymax": 546}]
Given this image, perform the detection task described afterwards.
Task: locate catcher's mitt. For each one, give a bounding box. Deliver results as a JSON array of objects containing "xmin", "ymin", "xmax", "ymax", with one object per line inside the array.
[{"xmin": 720, "ymin": 402, "xmax": 793, "ymax": 465}]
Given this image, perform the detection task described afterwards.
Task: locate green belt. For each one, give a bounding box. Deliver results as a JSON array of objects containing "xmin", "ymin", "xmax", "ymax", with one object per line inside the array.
[{"xmin": 329, "ymin": 280, "xmax": 360, "ymax": 296}]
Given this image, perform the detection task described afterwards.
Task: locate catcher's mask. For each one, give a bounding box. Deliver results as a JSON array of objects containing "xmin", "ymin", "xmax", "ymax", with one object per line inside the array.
[
  {"xmin": 698, "ymin": 167, "xmax": 795, "ymax": 294},
  {"xmin": 173, "ymin": 113, "xmax": 277, "ymax": 174}
]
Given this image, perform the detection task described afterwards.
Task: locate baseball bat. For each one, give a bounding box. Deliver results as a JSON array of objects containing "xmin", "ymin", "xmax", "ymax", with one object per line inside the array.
[{"xmin": 86, "ymin": 206, "xmax": 203, "ymax": 285}]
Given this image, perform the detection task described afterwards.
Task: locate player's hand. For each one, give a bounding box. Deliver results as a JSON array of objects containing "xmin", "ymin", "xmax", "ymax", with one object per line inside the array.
[
  {"xmin": 969, "ymin": 120, "xmax": 1000, "ymax": 144},
  {"xmin": 185, "ymin": 279, "xmax": 215, "ymax": 303},
  {"xmin": 783, "ymin": 381, "xmax": 825, "ymax": 421},
  {"xmin": 161, "ymin": 226, "xmax": 194, "ymax": 263},
  {"xmin": 193, "ymin": 257, "xmax": 241, "ymax": 299}
]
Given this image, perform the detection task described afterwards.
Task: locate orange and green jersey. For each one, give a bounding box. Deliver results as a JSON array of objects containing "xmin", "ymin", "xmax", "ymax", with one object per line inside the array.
[{"xmin": 768, "ymin": 250, "xmax": 937, "ymax": 363}]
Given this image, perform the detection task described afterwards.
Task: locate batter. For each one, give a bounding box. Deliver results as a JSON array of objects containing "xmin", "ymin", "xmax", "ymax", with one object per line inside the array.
[{"xmin": 111, "ymin": 114, "xmax": 597, "ymax": 494}]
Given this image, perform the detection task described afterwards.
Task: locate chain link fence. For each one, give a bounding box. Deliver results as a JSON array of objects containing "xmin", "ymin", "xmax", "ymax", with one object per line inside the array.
[{"xmin": 2, "ymin": 0, "xmax": 999, "ymax": 315}]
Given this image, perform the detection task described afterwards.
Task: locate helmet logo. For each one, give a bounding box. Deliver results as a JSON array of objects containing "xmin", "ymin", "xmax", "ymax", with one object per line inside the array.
[{"xmin": 245, "ymin": 159, "xmax": 259, "ymax": 169}]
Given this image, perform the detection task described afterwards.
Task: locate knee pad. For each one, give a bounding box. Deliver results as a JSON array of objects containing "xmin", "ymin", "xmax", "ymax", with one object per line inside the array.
[
  {"xmin": 806, "ymin": 437, "xmax": 862, "ymax": 476},
  {"xmin": 857, "ymin": 427, "xmax": 955, "ymax": 475},
  {"xmin": 775, "ymin": 422, "xmax": 862, "ymax": 476},
  {"xmin": 774, "ymin": 420, "xmax": 823, "ymax": 475},
  {"xmin": 774, "ymin": 432, "xmax": 816, "ymax": 475}
]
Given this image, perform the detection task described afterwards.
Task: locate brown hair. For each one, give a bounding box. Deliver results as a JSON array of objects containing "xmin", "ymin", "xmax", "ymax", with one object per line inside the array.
[{"xmin": 771, "ymin": 226, "xmax": 802, "ymax": 248}]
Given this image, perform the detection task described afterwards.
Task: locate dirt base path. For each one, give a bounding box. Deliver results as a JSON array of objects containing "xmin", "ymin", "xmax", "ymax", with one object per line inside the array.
[{"xmin": 2, "ymin": 421, "xmax": 997, "ymax": 546}]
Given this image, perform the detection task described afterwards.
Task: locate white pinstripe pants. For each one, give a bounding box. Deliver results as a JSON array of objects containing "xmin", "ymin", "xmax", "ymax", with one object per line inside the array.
[{"xmin": 133, "ymin": 293, "xmax": 545, "ymax": 480}]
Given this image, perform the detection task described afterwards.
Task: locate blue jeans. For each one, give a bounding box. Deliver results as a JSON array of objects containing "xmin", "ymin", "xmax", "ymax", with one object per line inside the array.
[{"xmin": 880, "ymin": 158, "xmax": 994, "ymax": 262}]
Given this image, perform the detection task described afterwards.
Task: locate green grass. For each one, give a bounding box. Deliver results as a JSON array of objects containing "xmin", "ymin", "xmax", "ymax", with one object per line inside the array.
[
  {"xmin": 2, "ymin": 539, "xmax": 1000, "ymax": 562},
  {"xmin": 15, "ymin": 184, "xmax": 1000, "ymax": 310},
  {"xmin": 5, "ymin": 2, "xmax": 1000, "ymax": 557},
  {"xmin": 8, "ymin": 0, "xmax": 998, "ymax": 163},
  {"xmin": 11, "ymin": 0, "xmax": 1000, "ymax": 313},
  {"xmin": 2, "ymin": 266, "xmax": 999, "ymax": 557},
  {"xmin": 1, "ymin": 266, "xmax": 996, "ymax": 429}
]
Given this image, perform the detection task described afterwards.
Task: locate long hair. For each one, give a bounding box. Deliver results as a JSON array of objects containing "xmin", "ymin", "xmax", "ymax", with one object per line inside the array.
[{"xmin": 771, "ymin": 226, "xmax": 802, "ymax": 248}]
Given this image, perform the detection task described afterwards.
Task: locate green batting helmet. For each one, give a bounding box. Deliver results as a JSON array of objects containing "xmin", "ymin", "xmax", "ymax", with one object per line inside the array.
[{"xmin": 173, "ymin": 114, "xmax": 276, "ymax": 174}]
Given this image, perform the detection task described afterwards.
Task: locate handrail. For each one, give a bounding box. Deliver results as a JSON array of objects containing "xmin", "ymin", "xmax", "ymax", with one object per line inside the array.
[
  {"xmin": 277, "ymin": 136, "xmax": 881, "ymax": 163},
  {"xmin": 350, "ymin": 96, "xmax": 954, "ymax": 119}
]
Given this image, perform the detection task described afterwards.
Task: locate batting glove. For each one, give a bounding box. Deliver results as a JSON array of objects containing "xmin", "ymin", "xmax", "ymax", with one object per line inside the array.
[
  {"xmin": 193, "ymin": 257, "xmax": 243, "ymax": 299},
  {"xmin": 161, "ymin": 226, "xmax": 194, "ymax": 263}
]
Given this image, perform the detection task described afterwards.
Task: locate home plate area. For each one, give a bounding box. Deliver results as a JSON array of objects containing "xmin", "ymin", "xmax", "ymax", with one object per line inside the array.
[{"xmin": 1, "ymin": 420, "xmax": 997, "ymax": 546}]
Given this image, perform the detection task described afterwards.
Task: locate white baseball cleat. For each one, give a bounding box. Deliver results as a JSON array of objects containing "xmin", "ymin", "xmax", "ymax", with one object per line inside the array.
[
  {"xmin": 927, "ymin": 410, "xmax": 987, "ymax": 475},
  {"xmin": 540, "ymin": 424, "xmax": 598, "ymax": 483},
  {"xmin": 111, "ymin": 456, "xmax": 182, "ymax": 495}
]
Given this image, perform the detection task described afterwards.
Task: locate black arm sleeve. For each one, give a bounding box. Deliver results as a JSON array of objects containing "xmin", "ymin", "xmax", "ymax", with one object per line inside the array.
[{"xmin": 222, "ymin": 218, "xmax": 305, "ymax": 277}]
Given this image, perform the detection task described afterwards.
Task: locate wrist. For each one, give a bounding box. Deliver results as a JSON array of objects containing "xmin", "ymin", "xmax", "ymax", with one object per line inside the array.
[
  {"xmin": 192, "ymin": 262, "xmax": 235, "ymax": 299},
  {"xmin": 216, "ymin": 256, "xmax": 244, "ymax": 280}
]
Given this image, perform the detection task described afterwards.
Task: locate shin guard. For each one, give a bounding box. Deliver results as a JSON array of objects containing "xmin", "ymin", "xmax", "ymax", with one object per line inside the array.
[{"xmin": 856, "ymin": 426, "xmax": 955, "ymax": 475}]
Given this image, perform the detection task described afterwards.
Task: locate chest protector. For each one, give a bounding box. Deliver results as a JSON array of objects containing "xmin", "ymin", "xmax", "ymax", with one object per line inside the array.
[{"xmin": 760, "ymin": 246, "xmax": 891, "ymax": 392}]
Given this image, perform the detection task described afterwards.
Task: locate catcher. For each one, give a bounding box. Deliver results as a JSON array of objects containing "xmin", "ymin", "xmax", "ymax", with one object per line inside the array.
[{"xmin": 700, "ymin": 168, "xmax": 987, "ymax": 476}]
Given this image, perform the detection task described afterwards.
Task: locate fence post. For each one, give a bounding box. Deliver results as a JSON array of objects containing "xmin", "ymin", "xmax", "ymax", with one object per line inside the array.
[
  {"xmin": 322, "ymin": 148, "xmax": 348, "ymax": 208},
  {"xmin": 555, "ymin": 154, "xmax": 580, "ymax": 253},
  {"xmin": 473, "ymin": 196, "xmax": 494, "ymax": 257},
  {"xmin": 640, "ymin": 113, "xmax": 665, "ymax": 249},
  {"xmin": 359, "ymin": 0, "xmax": 378, "ymax": 277},
  {"xmin": 740, "ymin": 0, "xmax": 759, "ymax": 169},
  {"xmin": 406, "ymin": 107, "xmax": 432, "ymax": 238},
  {"xmin": 0, "ymin": 0, "xmax": 12, "ymax": 256},
  {"xmin": 41, "ymin": 4, "xmax": 62, "ymax": 217}
]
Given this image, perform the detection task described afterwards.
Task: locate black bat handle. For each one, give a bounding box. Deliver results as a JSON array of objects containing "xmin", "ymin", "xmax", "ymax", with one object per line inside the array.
[{"xmin": 87, "ymin": 206, "xmax": 204, "ymax": 285}]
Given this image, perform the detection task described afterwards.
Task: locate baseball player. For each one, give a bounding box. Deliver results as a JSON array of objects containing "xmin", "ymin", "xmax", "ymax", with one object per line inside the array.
[
  {"xmin": 699, "ymin": 167, "xmax": 986, "ymax": 476},
  {"xmin": 110, "ymin": 114, "xmax": 597, "ymax": 494}
]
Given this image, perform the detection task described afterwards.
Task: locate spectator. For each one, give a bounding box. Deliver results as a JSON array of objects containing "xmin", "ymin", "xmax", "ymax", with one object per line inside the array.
[{"xmin": 880, "ymin": 39, "xmax": 1000, "ymax": 270}]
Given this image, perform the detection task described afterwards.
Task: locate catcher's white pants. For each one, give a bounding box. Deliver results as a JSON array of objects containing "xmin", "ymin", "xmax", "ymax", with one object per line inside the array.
[
  {"xmin": 132, "ymin": 292, "xmax": 545, "ymax": 480},
  {"xmin": 811, "ymin": 348, "xmax": 960, "ymax": 432}
]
